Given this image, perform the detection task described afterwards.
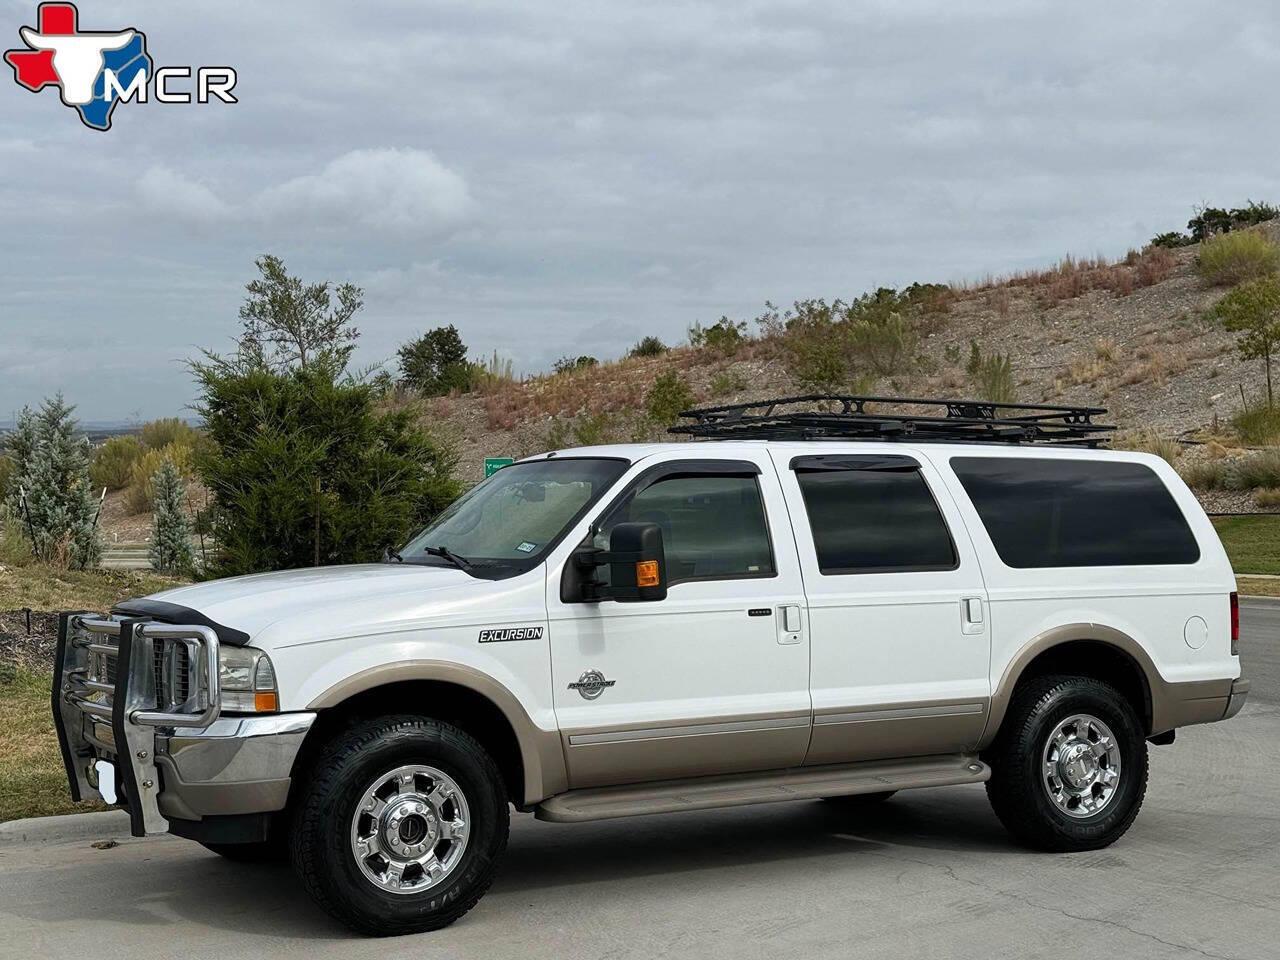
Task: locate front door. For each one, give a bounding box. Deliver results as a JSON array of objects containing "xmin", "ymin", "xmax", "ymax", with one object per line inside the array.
[
  {"xmin": 769, "ymin": 446, "xmax": 992, "ymax": 765},
  {"xmin": 545, "ymin": 453, "xmax": 811, "ymax": 789}
]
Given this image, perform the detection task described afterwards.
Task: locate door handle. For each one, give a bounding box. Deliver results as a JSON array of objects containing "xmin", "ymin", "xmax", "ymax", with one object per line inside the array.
[
  {"xmin": 779, "ymin": 605, "xmax": 803, "ymax": 644},
  {"xmin": 961, "ymin": 597, "xmax": 985, "ymax": 635}
]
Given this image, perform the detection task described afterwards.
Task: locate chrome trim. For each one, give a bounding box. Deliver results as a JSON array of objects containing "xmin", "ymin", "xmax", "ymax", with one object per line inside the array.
[
  {"xmin": 814, "ymin": 702, "xmax": 985, "ymax": 725},
  {"xmin": 162, "ymin": 712, "xmax": 316, "ymax": 786},
  {"xmin": 567, "ymin": 715, "xmax": 809, "ymax": 746}
]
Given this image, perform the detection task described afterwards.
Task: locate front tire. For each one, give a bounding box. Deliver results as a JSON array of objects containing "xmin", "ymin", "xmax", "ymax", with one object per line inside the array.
[
  {"xmin": 290, "ymin": 715, "xmax": 510, "ymax": 936},
  {"xmin": 984, "ymin": 675, "xmax": 1148, "ymax": 852}
]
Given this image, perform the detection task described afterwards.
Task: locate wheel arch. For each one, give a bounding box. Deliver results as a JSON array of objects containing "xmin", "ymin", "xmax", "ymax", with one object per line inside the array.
[
  {"xmin": 298, "ymin": 661, "xmax": 567, "ymax": 806},
  {"xmin": 979, "ymin": 624, "xmax": 1163, "ymax": 748}
]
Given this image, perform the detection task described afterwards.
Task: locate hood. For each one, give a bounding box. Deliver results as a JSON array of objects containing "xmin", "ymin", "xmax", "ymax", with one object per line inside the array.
[{"xmin": 128, "ymin": 563, "xmax": 481, "ymax": 647}]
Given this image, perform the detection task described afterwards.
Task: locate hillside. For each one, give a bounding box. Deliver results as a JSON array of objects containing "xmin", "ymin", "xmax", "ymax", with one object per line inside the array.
[{"xmin": 423, "ymin": 223, "xmax": 1280, "ymax": 486}]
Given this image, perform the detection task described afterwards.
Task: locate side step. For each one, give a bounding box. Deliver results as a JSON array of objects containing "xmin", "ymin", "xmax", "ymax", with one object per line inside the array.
[{"xmin": 535, "ymin": 753, "xmax": 989, "ymax": 823}]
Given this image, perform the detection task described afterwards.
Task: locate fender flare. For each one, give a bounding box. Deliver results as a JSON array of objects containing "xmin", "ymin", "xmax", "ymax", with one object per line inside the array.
[
  {"xmin": 979, "ymin": 623, "xmax": 1231, "ymax": 748},
  {"xmin": 307, "ymin": 660, "xmax": 567, "ymax": 804}
]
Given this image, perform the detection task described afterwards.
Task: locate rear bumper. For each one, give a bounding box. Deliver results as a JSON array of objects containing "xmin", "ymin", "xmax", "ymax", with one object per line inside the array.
[{"xmin": 1224, "ymin": 678, "xmax": 1250, "ymax": 721}]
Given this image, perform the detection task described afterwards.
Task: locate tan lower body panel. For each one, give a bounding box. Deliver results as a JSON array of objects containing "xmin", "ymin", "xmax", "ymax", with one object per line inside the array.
[
  {"xmin": 563, "ymin": 715, "xmax": 811, "ymax": 789},
  {"xmin": 536, "ymin": 752, "xmax": 989, "ymax": 823},
  {"xmin": 805, "ymin": 701, "xmax": 988, "ymax": 765}
]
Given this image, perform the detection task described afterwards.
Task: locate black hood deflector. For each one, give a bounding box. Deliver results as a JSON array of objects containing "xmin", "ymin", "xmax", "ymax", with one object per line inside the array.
[{"xmin": 112, "ymin": 598, "xmax": 252, "ymax": 647}]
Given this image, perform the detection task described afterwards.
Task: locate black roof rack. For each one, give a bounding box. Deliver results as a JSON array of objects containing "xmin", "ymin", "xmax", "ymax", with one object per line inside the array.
[{"xmin": 669, "ymin": 395, "xmax": 1115, "ymax": 446}]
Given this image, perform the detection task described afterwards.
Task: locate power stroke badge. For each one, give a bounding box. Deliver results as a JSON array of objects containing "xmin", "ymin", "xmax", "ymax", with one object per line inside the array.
[{"xmin": 478, "ymin": 626, "xmax": 544, "ymax": 643}]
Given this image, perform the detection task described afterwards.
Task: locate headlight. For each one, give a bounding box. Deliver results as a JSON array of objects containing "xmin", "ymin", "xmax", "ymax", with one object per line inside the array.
[{"xmin": 218, "ymin": 646, "xmax": 278, "ymax": 713}]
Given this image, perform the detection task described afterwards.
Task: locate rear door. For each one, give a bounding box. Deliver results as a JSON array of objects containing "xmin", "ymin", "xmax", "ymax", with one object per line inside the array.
[
  {"xmin": 770, "ymin": 446, "xmax": 991, "ymax": 764},
  {"xmin": 545, "ymin": 451, "xmax": 812, "ymax": 788}
]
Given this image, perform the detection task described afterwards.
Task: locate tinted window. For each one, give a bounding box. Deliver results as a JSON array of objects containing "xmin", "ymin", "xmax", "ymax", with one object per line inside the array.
[
  {"xmin": 794, "ymin": 460, "xmax": 957, "ymax": 574},
  {"xmin": 951, "ymin": 457, "xmax": 1200, "ymax": 568},
  {"xmin": 597, "ymin": 474, "xmax": 774, "ymax": 583}
]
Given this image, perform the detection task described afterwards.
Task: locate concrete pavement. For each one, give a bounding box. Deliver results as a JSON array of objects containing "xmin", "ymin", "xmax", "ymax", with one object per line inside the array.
[{"xmin": 0, "ymin": 603, "xmax": 1275, "ymax": 959}]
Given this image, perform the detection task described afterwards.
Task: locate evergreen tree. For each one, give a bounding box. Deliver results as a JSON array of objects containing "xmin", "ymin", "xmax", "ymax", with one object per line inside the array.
[
  {"xmin": 149, "ymin": 460, "xmax": 194, "ymax": 575},
  {"xmin": 7, "ymin": 395, "xmax": 102, "ymax": 569}
]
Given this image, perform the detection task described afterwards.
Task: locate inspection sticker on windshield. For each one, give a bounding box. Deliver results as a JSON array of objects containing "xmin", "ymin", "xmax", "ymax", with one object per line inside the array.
[
  {"xmin": 516, "ymin": 541, "xmax": 537, "ymax": 553},
  {"xmin": 479, "ymin": 626, "xmax": 544, "ymax": 643}
]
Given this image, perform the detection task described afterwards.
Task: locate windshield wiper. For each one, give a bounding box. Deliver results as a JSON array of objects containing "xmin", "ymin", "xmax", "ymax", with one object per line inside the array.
[
  {"xmin": 422, "ymin": 545, "xmax": 473, "ymax": 570},
  {"xmin": 381, "ymin": 546, "xmax": 404, "ymax": 564}
]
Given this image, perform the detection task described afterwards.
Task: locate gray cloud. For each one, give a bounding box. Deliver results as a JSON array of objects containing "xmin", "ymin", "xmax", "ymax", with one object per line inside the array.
[{"xmin": 2, "ymin": 0, "xmax": 1279, "ymax": 420}]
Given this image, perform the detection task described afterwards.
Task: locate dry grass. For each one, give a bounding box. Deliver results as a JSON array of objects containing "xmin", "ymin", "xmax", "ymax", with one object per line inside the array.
[
  {"xmin": 1256, "ymin": 488, "xmax": 1280, "ymax": 509},
  {"xmin": 1119, "ymin": 346, "xmax": 1188, "ymax": 387},
  {"xmin": 956, "ymin": 245, "xmax": 1178, "ymax": 308},
  {"xmin": 1237, "ymin": 576, "xmax": 1280, "ymax": 598},
  {"xmin": 0, "ymin": 564, "xmax": 181, "ymax": 612},
  {"xmin": 0, "ymin": 667, "xmax": 103, "ymax": 821},
  {"xmin": 1112, "ymin": 429, "xmax": 1183, "ymax": 464}
]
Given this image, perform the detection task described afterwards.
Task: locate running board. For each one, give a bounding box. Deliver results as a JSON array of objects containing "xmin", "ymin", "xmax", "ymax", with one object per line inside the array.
[{"xmin": 535, "ymin": 753, "xmax": 989, "ymax": 823}]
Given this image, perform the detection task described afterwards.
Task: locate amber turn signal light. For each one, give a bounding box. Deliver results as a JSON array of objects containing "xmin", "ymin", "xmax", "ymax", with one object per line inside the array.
[
  {"xmin": 636, "ymin": 560, "xmax": 660, "ymax": 588},
  {"xmin": 254, "ymin": 691, "xmax": 279, "ymax": 713}
]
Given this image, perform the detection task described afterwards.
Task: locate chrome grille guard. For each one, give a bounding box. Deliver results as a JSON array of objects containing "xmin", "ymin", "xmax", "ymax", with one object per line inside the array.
[{"xmin": 53, "ymin": 612, "xmax": 221, "ymax": 836}]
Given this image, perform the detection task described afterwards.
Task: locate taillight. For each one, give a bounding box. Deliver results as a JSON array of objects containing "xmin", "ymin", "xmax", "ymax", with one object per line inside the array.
[{"xmin": 1230, "ymin": 591, "xmax": 1240, "ymax": 656}]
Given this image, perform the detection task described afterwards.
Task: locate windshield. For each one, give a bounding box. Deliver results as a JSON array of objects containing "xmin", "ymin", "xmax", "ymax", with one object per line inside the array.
[{"xmin": 400, "ymin": 457, "xmax": 629, "ymax": 575}]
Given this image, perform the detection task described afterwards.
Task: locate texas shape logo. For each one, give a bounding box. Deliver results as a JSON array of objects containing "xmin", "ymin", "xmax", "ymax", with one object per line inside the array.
[
  {"xmin": 5, "ymin": 3, "xmax": 237, "ymax": 132},
  {"xmin": 4, "ymin": 3, "xmax": 150, "ymax": 130}
]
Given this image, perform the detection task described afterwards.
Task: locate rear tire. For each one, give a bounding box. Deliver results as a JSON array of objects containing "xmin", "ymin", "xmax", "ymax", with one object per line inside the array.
[
  {"xmin": 290, "ymin": 715, "xmax": 510, "ymax": 936},
  {"xmin": 984, "ymin": 675, "xmax": 1148, "ymax": 852}
]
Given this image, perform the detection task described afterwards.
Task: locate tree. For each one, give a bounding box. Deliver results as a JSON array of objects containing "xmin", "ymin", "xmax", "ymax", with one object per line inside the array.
[
  {"xmin": 238, "ymin": 254, "xmax": 363, "ymax": 371},
  {"xmin": 646, "ymin": 372, "xmax": 694, "ymax": 424},
  {"xmin": 1218, "ymin": 275, "xmax": 1280, "ymax": 408},
  {"xmin": 398, "ymin": 325, "xmax": 473, "ymax": 395},
  {"xmin": 192, "ymin": 358, "xmax": 460, "ymax": 576},
  {"xmin": 149, "ymin": 460, "xmax": 194, "ymax": 575},
  {"xmin": 6, "ymin": 395, "xmax": 102, "ymax": 569}
]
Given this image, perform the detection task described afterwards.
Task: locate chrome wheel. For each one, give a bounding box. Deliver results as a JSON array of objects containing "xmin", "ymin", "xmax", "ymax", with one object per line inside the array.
[
  {"xmin": 349, "ymin": 764, "xmax": 470, "ymax": 895},
  {"xmin": 1041, "ymin": 713, "xmax": 1122, "ymax": 819}
]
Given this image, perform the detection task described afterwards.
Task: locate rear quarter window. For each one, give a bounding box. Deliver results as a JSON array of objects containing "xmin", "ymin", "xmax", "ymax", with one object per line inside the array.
[{"xmin": 950, "ymin": 456, "xmax": 1199, "ymax": 568}]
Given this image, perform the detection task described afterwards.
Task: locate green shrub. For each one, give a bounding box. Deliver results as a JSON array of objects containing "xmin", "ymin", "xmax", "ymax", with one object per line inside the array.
[
  {"xmin": 192, "ymin": 359, "xmax": 459, "ymax": 577},
  {"xmin": 90, "ymin": 435, "xmax": 143, "ymax": 490},
  {"xmin": 1151, "ymin": 231, "xmax": 1195, "ymax": 249},
  {"xmin": 848, "ymin": 310, "xmax": 918, "ymax": 375},
  {"xmin": 397, "ymin": 326, "xmax": 474, "ymax": 396},
  {"xmin": 1197, "ymin": 230, "xmax": 1280, "ymax": 286},
  {"xmin": 646, "ymin": 373, "xmax": 694, "ymax": 424},
  {"xmin": 965, "ymin": 341, "xmax": 1017, "ymax": 403},
  {"xmin": 629, "ymin": 336, "xmax": 668, "ymax": 358},
  {"xmin": 689, "ymin": 317, "xmax": 747, "ymax": 353},
  {"xmin": 777, "ymin": 299, "xmax": 847, "ymax": 390},
  {"xmin": 543, "ymin": 410, "xmax": 622, "ymax": 449},
  {"xmin": 1179, "ymin": 458, "xmax": 1230, "ymax": 491},
  {"xmin": 1232, "ymin": 404, "xmax": 1280, "ymax": 445},
  {"xmin": 0, "ymin": 506, "xmax": 33, "ymax": 565},
  {"xmin": 1227, "ymin": 448, "xmax": 1280, "ymax": 490},
  {"xmin": 0, "ymin": 454, "xmax": 12, "ymax": 501},
  {"xmin": 553, "ymin": 355, "xmax": 598, "ymax": 375},
  {"xmin": 710, "ymin": 370, "xmax": 746, "ymax": 397}
]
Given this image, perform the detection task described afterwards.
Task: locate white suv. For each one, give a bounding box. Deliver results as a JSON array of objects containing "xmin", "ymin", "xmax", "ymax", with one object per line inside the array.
[{"xmin": 52, "ymin": 398, "xmax": 1249, "ymax": 935}]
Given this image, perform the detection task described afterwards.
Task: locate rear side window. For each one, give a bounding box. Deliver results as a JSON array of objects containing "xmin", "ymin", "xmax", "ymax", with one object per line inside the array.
[
  {"xmin": 792, "ymin": 456, "xmax": 957, "ymax": 574},
  {"xmin": 950, "ymin": 456, "xmax": 1200, "ymax": 568}
]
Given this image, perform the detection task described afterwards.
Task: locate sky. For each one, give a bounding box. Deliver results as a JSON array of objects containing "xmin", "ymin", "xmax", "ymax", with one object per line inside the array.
[{"xmin": 2, "ymin": 0, "xmax": 1279, "ymax": 421}]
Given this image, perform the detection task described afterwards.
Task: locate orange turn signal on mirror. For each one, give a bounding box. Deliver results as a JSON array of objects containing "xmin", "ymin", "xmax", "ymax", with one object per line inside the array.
[
  {"xmin": 254, "ymin": 691, "xmax": 279, "ymax": 713},
  {"xmin": 636, "ymin": 560, "xmax": 660, "ymax": 588}
]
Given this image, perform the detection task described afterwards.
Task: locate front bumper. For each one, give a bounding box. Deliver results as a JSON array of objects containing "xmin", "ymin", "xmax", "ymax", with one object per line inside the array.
[{"xmin": 53, "ymin": 612, "xmax": 312, "ymax": 837}]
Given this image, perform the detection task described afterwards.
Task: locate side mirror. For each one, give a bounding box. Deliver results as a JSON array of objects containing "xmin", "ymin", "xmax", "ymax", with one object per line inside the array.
[
  {"xmin": 604, "ymin": 522, "xmax": 668, "ymax": 602},
  {"xmin": 562, "ymin": 521, "xmax": 668, "ymax": 603}
]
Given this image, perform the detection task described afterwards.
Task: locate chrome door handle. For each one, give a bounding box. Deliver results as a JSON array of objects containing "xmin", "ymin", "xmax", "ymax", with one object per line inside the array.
[{"xmin": 778, "ymin": 605, "xmax": 803, "ymax": 644}]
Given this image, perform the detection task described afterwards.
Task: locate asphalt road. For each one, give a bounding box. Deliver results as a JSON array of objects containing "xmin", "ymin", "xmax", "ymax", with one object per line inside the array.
[{"xmin": 0, "ymin": 602, "xmax": 1276, "ymax": 960}]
